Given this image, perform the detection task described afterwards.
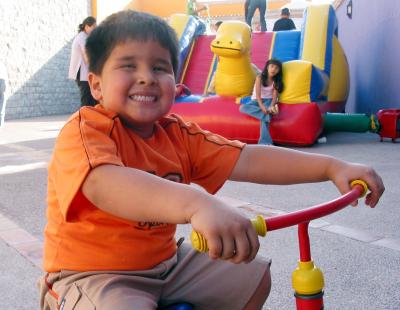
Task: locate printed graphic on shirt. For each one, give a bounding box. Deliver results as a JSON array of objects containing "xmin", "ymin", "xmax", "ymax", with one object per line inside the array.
[{"xmin": 135, "ymin": 171, "xmax": 184, "ymax": 230}]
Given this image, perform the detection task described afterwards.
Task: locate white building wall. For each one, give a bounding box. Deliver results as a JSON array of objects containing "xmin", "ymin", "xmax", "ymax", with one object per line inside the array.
[{"xmin": 0, "ymin": 0, "xmax": 92, "ymax": 119}]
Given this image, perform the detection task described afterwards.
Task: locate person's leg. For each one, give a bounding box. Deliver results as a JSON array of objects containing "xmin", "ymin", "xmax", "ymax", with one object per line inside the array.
[
  {"xmin": 258, "ymin": 0, "xmax": 267, "ymax": 31},
  {"xmin": 258, "ymin": 98, "xmax": 272, "ymax": 144},
  {"xmin": 161, "ymin": 243, "xmax": 272, "ymax": 310},
  {"xmin": 258, "ymin": 119, "xmax": 272, "ymax": 144},
  {"xmin": 244, "ymin": 0, "xmax": 250, "ymax": 22},
  {"xmin": 239, "ymin": 100, "xmax": 265, "ymax": 120},
  {"xmin": 39, "ymin": 271, "xmax": 161, "ymax": 310},
  {"xmin": 244, "ymin": 269, "xmax": 272, "ymax": 309},
  {"xmin": 246, "ymin": 0, "xmax": 257, "ymax": 29}
]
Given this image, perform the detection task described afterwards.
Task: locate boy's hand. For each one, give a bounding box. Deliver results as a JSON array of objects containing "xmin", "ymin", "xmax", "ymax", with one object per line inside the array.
[
  {"xmin": 189, "ymin": 202, "xmax": 260, "ymax": 264},
  {"xmin": 328, "ymin": 161, "xmax": 385, "ymax": 208}
]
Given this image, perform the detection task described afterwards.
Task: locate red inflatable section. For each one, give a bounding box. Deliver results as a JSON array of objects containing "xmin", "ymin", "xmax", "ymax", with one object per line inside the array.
[
  {"xmin": 270, "ymin": 103, "xmax": 323, "ymax": 146},
  {"xmin": 181, "ymin": 35, "xmax": 215, "ymax": 94},
  {"xmin": 170, "ymin": 97, "xmax": 259, "ymax": 143},
  {"xmin": 171, "ymin": 98, "xmax": 323, "ymax": 146}
]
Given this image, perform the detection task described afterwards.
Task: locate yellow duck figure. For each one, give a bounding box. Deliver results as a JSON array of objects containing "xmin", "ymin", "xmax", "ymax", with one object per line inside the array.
[{"xmin": 211, "ymin": 21, "xmax": 256, "ymax": 97}]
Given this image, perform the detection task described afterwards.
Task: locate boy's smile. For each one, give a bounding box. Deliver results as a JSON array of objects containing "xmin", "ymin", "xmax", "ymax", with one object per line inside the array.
[{"xmin": 89, "ymin": 39, "xmax": 176, "ymax": 138}]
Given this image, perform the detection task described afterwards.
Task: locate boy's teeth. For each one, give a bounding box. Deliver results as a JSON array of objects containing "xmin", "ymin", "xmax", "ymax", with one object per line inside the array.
[{"xmin": 130, "ymin": 95, "xmax": 155, "ymax": 102}]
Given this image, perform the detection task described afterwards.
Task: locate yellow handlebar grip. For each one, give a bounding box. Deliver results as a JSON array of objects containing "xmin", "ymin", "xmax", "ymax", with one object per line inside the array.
[
  {"xmin": 191, "ymin": 230, "xmax": 208, "ymax": 252},
  {"xmin": 251, "ymin": 215, "xmax": 267, "ymax": 237},
  {"xmin": 190, "ymin": 215, "xmax": 267, "ymax": 252},
  {"xmin": 350, "ymin": 179, "xmax": 369, "ymax": 197}
]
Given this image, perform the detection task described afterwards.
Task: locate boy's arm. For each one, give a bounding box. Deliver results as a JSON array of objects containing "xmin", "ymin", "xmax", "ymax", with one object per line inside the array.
[
  {"xmin": 229, "ymin": 145, "xmax": 384, "ymax": 208},
  {"xmin": 82, "ymin": 164, "xmax": 259, "ymax": 263}
]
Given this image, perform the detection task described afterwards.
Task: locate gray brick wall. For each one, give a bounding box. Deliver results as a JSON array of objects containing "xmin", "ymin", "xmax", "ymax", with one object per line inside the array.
[{"xmin": 0, "ymin": 0, "xmax": 92, "ymax": 120}]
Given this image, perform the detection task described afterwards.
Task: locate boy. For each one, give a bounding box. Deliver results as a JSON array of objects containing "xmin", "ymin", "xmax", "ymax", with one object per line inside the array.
[
  {"xmin": 273, "ymin": 8, "xmax": 296, "ymax": 31},
  {"xmin": 39, "ymin": 10, "xmax": 384, "ymax": 309}
]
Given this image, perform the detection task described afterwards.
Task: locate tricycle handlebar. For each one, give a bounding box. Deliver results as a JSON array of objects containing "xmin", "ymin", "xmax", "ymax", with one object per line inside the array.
[{"xmin": 191, "ymin": 180, "xmax": 368, "ymax": 252}]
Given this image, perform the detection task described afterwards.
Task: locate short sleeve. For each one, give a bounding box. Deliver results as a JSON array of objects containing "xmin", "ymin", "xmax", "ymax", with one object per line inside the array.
[
  {"xmin": 173, "ymin": 116, "xmax": 245, "ymax": 194},
  {"xmin": 48, "ymin": 108, "xmax": 124, "ymax": 220}
]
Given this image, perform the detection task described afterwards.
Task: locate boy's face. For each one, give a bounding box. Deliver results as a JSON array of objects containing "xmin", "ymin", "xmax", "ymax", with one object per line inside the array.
[{"xmin": 89, "ymin": 39, "xmax": 176, "ymax": 138}]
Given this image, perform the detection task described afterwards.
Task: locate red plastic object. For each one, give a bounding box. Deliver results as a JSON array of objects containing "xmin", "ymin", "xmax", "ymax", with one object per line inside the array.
[
  {"xmin": 376, "ymin": 109, "xmax": 400, "ymax": 142},
  {"xmin": 264, "ymin": 184, "xmax": 364, "ymax": 231},
  {"xmin": 295, "ymin": 293, "xmax": 324, "ymax": 310},
  {"xmin": 298, "ymin": 223, "xmax": 311, "ymax": 262}
]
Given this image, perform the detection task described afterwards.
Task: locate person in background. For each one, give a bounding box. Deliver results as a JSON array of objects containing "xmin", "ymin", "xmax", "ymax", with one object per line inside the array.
[
  {"xmin": 244, "ymin": 0, "xmax": 250, "ymax": 23},
  {"xmin": 68, "ymin": 16, "xmax": 97, "ymax": 107},
  {"xmin": 38, "ymin": 10, "xmax": 385, "ymax": 310},
  {"xmin": 0, "ymin": 61, "xmax": 8, "ymax": 127},
  {"xmin": 240, "ymin": 58, "xmax": 283, "ymax": 144},
  {"xmin": 246, "ymin": 0, "xmax": 268, "ymax": 32},
  {"xmin": 187, "ymin": 0, "xmax": 207, "ymax": 17},
  {"xmin": 273, "ymin": 7, "xmax": 296, "ymax": 31}
]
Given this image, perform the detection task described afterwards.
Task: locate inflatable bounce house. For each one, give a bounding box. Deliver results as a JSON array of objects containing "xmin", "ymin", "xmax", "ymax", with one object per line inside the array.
[{"xmin": 169, "ymin": 4, "xmax": 350, "ymax": 146}]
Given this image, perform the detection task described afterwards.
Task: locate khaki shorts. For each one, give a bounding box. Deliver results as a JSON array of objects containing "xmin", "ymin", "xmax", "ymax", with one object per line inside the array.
[{"xmin": 38, "ymin": 243, "xmax": 271, "ymax": 310}]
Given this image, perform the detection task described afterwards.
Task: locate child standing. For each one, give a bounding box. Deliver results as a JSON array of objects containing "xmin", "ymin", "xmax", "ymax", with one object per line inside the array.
[
  {"xmin": 38, "ymin": 11, "xmax": 384, "ymax": 310},
  {"xmin": 240, "ymin": 58, "xmax": 283, "ymax": 145},
  {"xmin": 68, "ymin": 16, "xmax": 97, "ymax": 107},
  {"xmin": 187, "ymin": 0, "xmax": 207, "ymax": 17}
]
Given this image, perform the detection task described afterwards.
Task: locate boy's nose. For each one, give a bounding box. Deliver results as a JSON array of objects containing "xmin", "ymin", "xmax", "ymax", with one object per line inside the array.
[{"xmin": 137, "ymin": 70, "xmax": 156, "ymax": 85}]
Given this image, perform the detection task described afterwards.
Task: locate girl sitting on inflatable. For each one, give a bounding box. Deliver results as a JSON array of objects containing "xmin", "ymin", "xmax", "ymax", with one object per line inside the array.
[{"xmin": 240, "ymin": 58, "xmax": 283, "ymax": 144}]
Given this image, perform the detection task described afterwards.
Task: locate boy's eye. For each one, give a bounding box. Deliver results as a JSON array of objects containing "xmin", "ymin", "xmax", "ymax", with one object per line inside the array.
[
  {"xmin": 122, "ymin": 64, "xmax": 135, "ymax": 69},
  {"xmin": 153, "ymin": 66, "xmax": 167, "ymax": 72}
]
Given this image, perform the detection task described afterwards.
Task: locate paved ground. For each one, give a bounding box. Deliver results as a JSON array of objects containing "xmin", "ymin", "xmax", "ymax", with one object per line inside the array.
[{"xmin": 0, "ymin": 115, "xmax": 399, "ymax": 310}]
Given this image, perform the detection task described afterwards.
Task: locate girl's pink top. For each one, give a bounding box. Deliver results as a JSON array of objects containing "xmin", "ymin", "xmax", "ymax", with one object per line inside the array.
[{"xmin": 251, "ymin": 79, "xmax": 274, "ymax": 100}]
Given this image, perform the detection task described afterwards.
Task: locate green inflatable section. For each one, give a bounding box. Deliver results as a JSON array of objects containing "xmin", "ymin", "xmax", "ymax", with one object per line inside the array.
[{"xmin": 323, "ymin": 113, "xmax": 380, "ymax": 133}]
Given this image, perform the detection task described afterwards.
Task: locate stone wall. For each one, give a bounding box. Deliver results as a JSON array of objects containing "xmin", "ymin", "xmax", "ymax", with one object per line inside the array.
[{"xmin": 0, "ymin": 0, "xmax": 92, "ymax": 120}]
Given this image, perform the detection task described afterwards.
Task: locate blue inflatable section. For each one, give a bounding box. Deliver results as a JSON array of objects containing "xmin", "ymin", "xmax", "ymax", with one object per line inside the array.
[
  {"xmin": 175, "ymin": 95, "xmax": 203, "ymax": 103},
  {"xmin": 271, "ymin": 31, "xmax": 301, "ymax": 63},
  {"xmin": 310, "ymin": 66, "xmax": 327, "ymax": 101},
  {"xmin": 177, "ymin": 16, "xmax": 205, "ymax": 80},
  {"xmin": 323, "ymin": 5, "xmax": 337, "ymax": 76}
]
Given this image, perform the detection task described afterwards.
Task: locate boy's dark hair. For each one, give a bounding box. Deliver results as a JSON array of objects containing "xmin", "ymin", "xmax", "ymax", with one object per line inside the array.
[
  {"xmin": 78, "ymin": 16, "xmax": 96, "ymax": 33},
  {"xmin": 281, "ymin": 8, "xmax": 290, "ymax": 16},
  {"xmin": 261, "ymin": 58, "xmax": 284, "ymax": 93},
  {"xmin": 86, "ymin": 10, "xmax": 179, "ymax": 76}
]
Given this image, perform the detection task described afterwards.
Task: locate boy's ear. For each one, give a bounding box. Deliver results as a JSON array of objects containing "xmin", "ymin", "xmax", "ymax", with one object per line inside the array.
[{"xmin": 88, "ymin": 72, "xmax": 103, "ymax": 101}]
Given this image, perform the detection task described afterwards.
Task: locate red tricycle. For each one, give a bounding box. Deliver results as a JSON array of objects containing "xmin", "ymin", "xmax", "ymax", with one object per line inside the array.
[{"xmin": 164, "ymin": 180, "xmax": 369, "ymax": 310}]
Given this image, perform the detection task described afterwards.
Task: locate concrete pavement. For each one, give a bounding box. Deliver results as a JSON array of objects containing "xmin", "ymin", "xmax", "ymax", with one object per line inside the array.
[{"xmin": 0, "ymin": 115, "xmax": 399, "ymax": 309}]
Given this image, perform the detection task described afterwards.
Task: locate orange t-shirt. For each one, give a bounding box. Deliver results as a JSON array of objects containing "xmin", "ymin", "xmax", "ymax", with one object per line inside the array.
[{"xmin": 44, "ymin": 106, "xmax": 244, "ymax": 272}]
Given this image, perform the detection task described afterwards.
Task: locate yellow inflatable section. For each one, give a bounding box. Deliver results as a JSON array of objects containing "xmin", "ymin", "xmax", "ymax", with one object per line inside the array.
[
  {"xmin": 270, "ymin": 4, "xmax": 348, "ymax": 106},
  {"xmin": 327, "ymin": 36, "xmax": 349, "ymax": 102},
  {"xmin": 211, "ymin": 21, "xmax": 256, "ymax": 97},
  {"xmin": 301, "ymin": 5, "xmax": 332, "ymax": 72}
]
